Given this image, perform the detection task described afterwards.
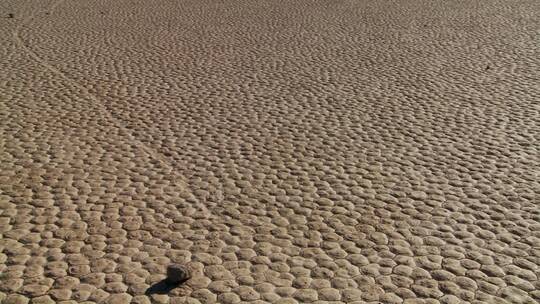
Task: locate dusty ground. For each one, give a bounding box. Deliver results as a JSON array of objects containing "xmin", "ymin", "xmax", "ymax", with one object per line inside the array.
[{"xmin": 1, "ymin": 0, "xmax": 539, "ymax": 303}]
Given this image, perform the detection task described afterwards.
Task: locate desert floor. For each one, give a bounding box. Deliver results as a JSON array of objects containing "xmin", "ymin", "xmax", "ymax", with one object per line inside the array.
[{"xmin": 1, "ymin": 0, "xmax": 539, "ymax": 303}]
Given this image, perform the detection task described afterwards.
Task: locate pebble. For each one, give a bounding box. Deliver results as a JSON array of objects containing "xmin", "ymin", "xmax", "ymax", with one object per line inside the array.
[{"xmin": 166, "ymin": 264, "xmax": 191, "ymax": 284}]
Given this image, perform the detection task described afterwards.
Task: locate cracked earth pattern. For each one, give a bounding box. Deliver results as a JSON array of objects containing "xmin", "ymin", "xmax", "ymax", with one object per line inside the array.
[{"xmin": 1, "ymin": 0, "xmax": 539, "ymax": 303}]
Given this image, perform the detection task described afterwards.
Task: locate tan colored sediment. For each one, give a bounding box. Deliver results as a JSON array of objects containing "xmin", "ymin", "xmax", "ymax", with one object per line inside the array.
[{"xmin": 1, "ymin": 0, "xmax": 539, "ymax": 303}]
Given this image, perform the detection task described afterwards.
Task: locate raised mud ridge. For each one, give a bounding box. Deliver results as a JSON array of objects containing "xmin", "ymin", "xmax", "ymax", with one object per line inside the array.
[{"xmin": 1, "ymin": 0, "xmax": 539, "ymax": 303}]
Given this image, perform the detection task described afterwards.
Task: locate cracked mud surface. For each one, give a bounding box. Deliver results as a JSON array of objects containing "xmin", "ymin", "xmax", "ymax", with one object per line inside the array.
[{"xmin": 1, "ymin": 0, "xmax": 539, "ymax": 303}]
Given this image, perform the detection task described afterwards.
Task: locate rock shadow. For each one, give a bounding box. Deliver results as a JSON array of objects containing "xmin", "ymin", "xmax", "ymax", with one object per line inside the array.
[{"xmin": 145, "ymin": 278, "xmax": 187, "ymax": 295}]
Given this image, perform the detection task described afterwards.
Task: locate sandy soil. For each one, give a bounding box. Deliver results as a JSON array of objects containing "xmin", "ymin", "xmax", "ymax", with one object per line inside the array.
[{"xmin": 1, "ymin": 0, "xmax": 539, "ymax": 303}]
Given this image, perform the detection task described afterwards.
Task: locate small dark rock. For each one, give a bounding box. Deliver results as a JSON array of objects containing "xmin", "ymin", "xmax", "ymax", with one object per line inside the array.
[
  {"xmin": 166, "ymin": 264, "xmax": 190, "ymax": 285},
  {"xmin": 8, "ymin": 13, "xmax": 14, "ymax": 18},
  {"xmin": 485, "ymin": 64, "xmax": 490, "ymax": 70}
]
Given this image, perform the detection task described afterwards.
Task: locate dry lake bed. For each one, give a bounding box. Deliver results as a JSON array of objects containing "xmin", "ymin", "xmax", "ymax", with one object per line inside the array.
[{"xmin": 0, "ymin": 0, "xmax": 539, "ymax": 303}]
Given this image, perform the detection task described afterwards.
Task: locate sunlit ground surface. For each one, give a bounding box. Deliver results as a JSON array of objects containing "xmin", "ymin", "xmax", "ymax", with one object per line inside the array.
[{"xmin": 1, "ymin": 0, "xmax": 538, "ymax": 303}]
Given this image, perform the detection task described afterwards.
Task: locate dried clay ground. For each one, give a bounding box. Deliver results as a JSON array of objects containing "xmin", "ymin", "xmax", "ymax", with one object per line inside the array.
[{"xmin": 1, "ymin": 0, "xmax": 539, "ymax": 303}]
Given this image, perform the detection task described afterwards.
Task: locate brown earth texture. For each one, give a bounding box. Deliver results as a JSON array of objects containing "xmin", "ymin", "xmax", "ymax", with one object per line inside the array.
[{"xmin": 1, "ymin": 0, "xmax": 539, "ymax": 303}]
